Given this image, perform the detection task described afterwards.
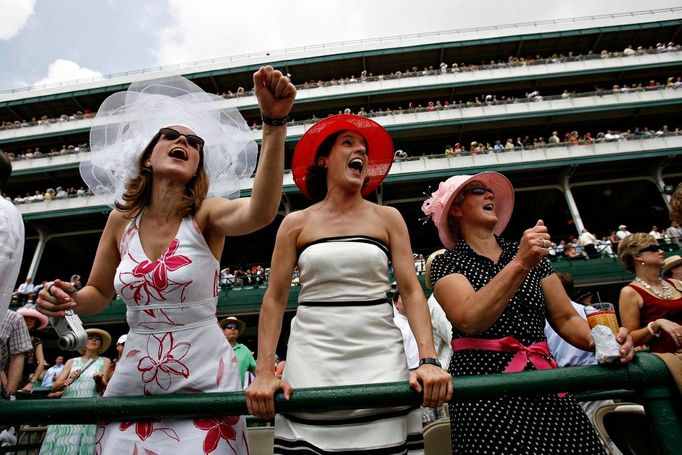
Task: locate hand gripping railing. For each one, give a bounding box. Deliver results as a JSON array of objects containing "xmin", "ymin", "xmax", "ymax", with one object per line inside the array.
[{"xmin": 1, "ymin": 353, "xmax": 680, "ymax": 453}]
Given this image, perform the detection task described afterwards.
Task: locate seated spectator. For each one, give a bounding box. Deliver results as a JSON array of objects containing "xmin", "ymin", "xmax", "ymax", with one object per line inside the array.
[
  {"xmin": 15, "ymin": 276, "xmax": 35, "ymax": 305},
  {"xmin": 617, "ymin": 233, "xmax": 682, "ymax": 353},
  {"xmin": 41, "ymin": 355, "xmax": 65, "ymax": 389},
  {"xmin": 220, "ymin": 267, "xmax": 235, "ymax": 288},
  {"xmin": 544, "ymin": 272, "xmax": 612, "ymax": 426}
]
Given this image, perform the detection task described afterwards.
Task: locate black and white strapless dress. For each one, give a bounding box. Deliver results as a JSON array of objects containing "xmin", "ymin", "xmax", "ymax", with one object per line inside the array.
[{"xmin": 274, "ymin": 236, "xmax": 424, "ymax": 454}]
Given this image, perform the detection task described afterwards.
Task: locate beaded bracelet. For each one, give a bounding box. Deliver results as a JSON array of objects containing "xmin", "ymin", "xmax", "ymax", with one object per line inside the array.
[{"xmin": 647, "ymin": 321, "xmax": 661, "ymax": 337}]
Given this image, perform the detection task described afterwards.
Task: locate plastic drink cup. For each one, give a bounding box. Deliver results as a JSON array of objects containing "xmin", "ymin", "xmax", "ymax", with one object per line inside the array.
[{"xmin": 584, "ymin": 302, "xmax": 619, "ymax": 334}]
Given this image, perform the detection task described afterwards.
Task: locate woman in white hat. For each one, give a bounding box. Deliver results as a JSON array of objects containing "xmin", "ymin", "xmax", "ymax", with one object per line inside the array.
[
  {"xmin": 17, "ymin": 305, "xmax": 48, "ymax": 393},
  {"xmin": 422, "ymin": 172, "xmax": 634, "ymax": 455},
  {"xmin": 38, "ymin": 68, "xmax": 296, "ymax": 454},
  {"xmin": 40, "ymin": 328, "xmax": 111, "ymax": 455},
  {"xmin": 246, "ymin": 115, "xmax": 451, "ymax": 454}
]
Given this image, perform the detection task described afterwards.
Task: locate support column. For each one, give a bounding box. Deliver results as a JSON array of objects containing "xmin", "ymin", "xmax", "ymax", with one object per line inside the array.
[
  {"xmin": 27, "ymin": 228, "xmax": 50, "ymax": 281},
  {"xmin": 561, "ymin": 173, "xmax": 583, "ymax": 236},
  {"xmin": 654, "ymin": 165, "xmax": 671, "ymax": 211},
  {"xmin": 280, "ymin": 193, "xmax": 291, "ymax": 216}
]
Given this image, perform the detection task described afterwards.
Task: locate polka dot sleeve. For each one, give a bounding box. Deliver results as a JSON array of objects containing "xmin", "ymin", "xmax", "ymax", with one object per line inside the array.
[
  {"xmin": 535, "ymin": 257, "xmax": 555, "ymax": 280},
  {"xmin": 429, "ymin": 251, "xmax": 458, "ymax": 287}
]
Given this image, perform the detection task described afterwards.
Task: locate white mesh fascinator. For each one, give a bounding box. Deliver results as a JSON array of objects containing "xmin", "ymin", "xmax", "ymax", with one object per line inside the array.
[{"xmin": 80, "ymin": 74, "xmax": 258, "ymax": 207}]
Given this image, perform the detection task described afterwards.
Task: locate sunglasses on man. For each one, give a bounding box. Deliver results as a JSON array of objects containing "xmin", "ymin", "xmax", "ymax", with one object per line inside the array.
[
  {"xmin": 159, "ymin": 127, "xmax": 205, "ymax": 150},
  {"xmin": 224, "ymin": 324, "xmax": 239, "ymax": 330}
]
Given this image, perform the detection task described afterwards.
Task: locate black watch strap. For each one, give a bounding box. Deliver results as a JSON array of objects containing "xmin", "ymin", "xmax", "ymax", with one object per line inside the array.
[
  {"xmin": 261, "ymin": 114, "xmax": 289, "ymax": 126},
  {"xmin": 418, "ymin": 357, "xmax": 442, "ymax": 368}
]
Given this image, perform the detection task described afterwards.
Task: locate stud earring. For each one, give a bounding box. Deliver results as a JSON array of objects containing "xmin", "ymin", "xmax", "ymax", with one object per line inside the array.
[
  {"xmin": 641, "ymin": 261, "xmax": 645, "ymax": 265},
  {"xmin": 145, "ymin": 160, "xmax": 151, "ymax": 167}
]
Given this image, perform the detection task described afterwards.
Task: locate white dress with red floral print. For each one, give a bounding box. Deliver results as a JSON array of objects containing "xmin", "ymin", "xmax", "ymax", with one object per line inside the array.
[{"xmin": 96, "ymin": 215, "xmax": 248, "ymax": 455}]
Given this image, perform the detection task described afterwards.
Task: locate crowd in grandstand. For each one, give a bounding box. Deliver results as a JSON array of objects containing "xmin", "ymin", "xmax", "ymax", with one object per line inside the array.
[
  {"xmin": 3, "ymin": 122, "xmax": 678, "ymax": 205},
  {"xmin": 0, "ymin": 41, "xmax": 679, "ymax": 134}
]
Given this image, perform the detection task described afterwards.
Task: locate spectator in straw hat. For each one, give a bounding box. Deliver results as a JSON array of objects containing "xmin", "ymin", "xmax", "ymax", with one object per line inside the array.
[
  {"xmin": 220, "ymin": 316, "xmax": 255, "ymax": 388},
  {"xmin": 40, "ymin": 328, "xmax": 111, "ymax": 455},
  {"xmin": 662, "ymin": 255, "xmax": 682, "ymax": 281}
]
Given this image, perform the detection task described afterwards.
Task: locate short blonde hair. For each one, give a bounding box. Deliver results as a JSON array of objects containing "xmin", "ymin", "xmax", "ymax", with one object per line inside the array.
[{"xmin": 618, "ymin": 233, "xmax": 656, "ymax": 272}]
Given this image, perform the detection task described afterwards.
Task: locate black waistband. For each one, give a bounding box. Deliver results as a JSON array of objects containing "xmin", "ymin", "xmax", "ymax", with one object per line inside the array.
[{"xmin": 298, "ymin": 298, "xmax": 389, "ymax": 307}]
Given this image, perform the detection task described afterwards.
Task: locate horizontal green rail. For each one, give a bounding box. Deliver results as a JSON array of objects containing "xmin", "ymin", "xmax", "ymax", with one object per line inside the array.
[{"xmin": 2, "ymin": 353, "xmax": 680, "ymax": 453}]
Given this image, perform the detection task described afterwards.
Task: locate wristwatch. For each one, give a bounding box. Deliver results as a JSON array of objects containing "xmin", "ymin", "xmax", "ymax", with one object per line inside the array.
[{"xmin": 418, "ymin": 357, "xmax": 442, "ymax": 368}]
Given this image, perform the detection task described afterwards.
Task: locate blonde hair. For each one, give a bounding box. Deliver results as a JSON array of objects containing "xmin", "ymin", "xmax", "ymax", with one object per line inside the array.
[
  {"xmin": 115, "ymin": 131, "xmax": 209, "ymax": 219},
  {"xmin": 618, "ymin": 232, "xmax": 656, "ymax": 273}
]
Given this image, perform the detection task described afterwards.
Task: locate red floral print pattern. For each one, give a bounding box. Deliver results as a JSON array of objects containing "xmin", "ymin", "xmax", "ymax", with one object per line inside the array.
[
  {"xmin": 137, "ymin": 332, "xmax": 190, "ymax": 394},
  {"xmin": 119, "ymin": 421, "xmax": 180, "ymax": 443},
  {"xmin": 117, "ymin": 238, "xmax": 193, "ymax": 320},
  {"xmin": 193, "ymin": 416, "xmax": 240, "ymax": 454}
]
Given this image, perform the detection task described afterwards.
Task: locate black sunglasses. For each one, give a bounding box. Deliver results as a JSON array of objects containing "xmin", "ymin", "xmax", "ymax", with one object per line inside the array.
[
  {"xmin": 224, "ymin": 324, "xmax": 239, "ymax": 330},
  {"xmin": 463, "ymin": 186, "xmax": 494, "ymax": 196},
  {"xmin": 638, "ymin": 244, "xmax": 660, "ymax": 254},
  {"xmin": 159, "ymin": 127, "xmax": 205, "ymax": 150}
]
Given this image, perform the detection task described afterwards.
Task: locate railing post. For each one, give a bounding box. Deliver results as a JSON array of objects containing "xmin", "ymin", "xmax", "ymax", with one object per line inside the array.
[{"xmin": 629, "ymin": 353, "xmax": 682, "ymax": 455}]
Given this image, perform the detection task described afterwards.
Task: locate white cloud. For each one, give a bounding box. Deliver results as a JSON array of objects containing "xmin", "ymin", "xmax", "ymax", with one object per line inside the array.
[
  {"xmin": 0, "ymin": 0, "xmax": 36, "ymax": 40},
  {"xmin": 152, "ymin": 0, "xmax": 392, "ymax": 67},
  {"xmin": 32, "ymin": 59, "xmax": 102, "ymax": 87}
]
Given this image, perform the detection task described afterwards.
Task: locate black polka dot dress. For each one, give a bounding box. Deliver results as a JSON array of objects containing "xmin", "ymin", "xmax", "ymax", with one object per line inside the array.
[{"xmin": 430, "ymin": 237, "xmax": 606, "ymax": 455}]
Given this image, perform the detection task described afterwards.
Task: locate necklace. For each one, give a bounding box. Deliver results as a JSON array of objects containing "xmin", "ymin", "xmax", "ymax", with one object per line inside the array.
[{"xmin": 634, "ymin": 276, "xmax": 674, "ymax": 300}]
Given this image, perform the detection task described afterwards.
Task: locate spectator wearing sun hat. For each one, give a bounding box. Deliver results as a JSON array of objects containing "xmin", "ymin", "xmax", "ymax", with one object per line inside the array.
[
  {"xmin": 220, "ymin": 316, "xmax": 255, "ymax": 388},
  {"xmin": 662, "ymin": 255, "xmax": 682, "ymax": 281},
  {"xmin": 40, "ymin": 328, "xmax": 111, "ymax": 454},
  {"xmin": 616, "ymin": 224, "xmax": 632, "ymax": 240},
  {"xmin": 16, "ymin": 305, "xmax": 48, "ymax": 393}
]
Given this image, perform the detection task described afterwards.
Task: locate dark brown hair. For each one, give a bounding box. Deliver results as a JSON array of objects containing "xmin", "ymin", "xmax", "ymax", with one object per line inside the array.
[
  {"xmin": 0, "ymin": 151, "xmax": 11, "ymax": 191},
  {"xmin": 305, "ymin": 130, "xmax": 370, "ymax": 201},
  {"xmin": 115, "ymin": 130, "xmax": 209, "ymax": 219}
]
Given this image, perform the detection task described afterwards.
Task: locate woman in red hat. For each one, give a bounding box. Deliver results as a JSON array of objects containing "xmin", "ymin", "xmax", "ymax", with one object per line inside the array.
[
  {"xmin": 247, "ymin": 115, "xmax": 452, "ymax": 454},
  {"xmin": 422, "ymin": 172, "xmax": 634, "ymax": 454}
]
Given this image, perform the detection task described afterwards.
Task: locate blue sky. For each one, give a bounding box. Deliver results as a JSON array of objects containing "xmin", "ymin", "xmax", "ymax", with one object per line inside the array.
[{"xmin": 0, "ymin": 0, "xmax": 679, "ymax": 91}]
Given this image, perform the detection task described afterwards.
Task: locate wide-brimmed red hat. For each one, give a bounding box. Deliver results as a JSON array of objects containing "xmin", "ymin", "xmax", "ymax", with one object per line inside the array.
[{"xmin": 292, "ymin": 114, "xmax": 394, "ymax": 200}]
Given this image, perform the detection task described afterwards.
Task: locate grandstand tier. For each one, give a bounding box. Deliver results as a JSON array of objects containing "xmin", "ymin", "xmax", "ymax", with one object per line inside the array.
[{"xmin": 3, "ymin": 9, "xmax": 682, "ymax": 351}]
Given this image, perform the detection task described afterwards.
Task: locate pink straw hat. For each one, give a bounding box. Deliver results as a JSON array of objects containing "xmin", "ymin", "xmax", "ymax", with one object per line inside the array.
[
  {"xmin": 17, "ymin": 305, "xmax": 49, "ymax": 330},
  {"xmin": 421, "ymin": 172, "xmax": 514, "ymax": 250}
]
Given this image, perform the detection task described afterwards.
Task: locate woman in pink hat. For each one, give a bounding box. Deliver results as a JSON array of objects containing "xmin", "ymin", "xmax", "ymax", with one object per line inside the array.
[
  {"xmin": 422, "ymin": 172, "xmax": 634, "ymax": 454},
  {"xmin": 247, "ymin": 114, "xmax": 452, "ymax": 454},
  {"xmin": 17, "ymin": 305, "xmax": 48, "ymax": 393}
]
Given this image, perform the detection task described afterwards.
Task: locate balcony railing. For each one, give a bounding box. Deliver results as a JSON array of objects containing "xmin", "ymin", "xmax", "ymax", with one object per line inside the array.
[{"xmin": 1, "ymin": 353, "xmax": 680, "ymax": 454}]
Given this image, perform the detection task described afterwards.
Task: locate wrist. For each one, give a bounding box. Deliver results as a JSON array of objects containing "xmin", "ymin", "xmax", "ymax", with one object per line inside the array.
[
  {"xmin": 418, "ymin": 357, "xmax": 442, "ymax": 368},
  {"xmin": 261, "ymin": 113, "xmax": 289, "ymax": 127},
  {"xmin": 647, "ymin": 321, "xmax": 661, "ymax": 337}
]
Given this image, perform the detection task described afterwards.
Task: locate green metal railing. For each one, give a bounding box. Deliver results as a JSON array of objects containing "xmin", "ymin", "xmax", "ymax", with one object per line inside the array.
[{"xmin": 2, "ymin": 353, "xmax": 680, "ymax": 453}]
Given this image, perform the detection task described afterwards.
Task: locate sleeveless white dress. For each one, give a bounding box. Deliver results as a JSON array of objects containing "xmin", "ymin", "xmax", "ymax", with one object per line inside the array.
[
  {"xmin": 274, "ymin": 236, "xmax": 424, "ymax": 454},
  {"xmin": 96, "ymin": 215, "xmax": 248, "ymax": 455}
]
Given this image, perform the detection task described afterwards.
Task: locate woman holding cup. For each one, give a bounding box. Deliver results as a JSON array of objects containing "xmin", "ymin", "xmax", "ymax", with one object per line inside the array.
[{"xmin": 618, "ymin": 233, "xmax": 682, "ymax": 353}]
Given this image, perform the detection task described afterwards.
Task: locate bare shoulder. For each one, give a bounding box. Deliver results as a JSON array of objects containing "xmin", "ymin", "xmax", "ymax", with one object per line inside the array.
[
  {"xmin": 619, "ymin": 284, "xmax": 643, "ymax": 306},
  {"xmin": 279, "ymin": 208, "xmax": 309, "ymax": 234},
  {"xmin": 105, "ymin": 209, "xmax": 132, "ymax": 243}
]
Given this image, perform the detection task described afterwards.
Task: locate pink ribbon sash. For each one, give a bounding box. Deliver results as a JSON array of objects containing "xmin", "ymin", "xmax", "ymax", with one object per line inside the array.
[{"xmin": 451, "ymin": 336, "xmax": 558, "ymax": 373}]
